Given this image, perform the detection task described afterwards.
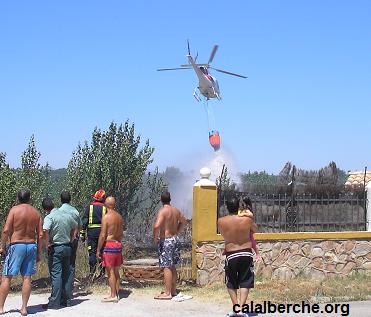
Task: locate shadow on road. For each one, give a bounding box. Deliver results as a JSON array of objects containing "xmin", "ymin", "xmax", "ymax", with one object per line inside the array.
[
  {"xmin": 24, "ymin": 298, "xmax": 89, "ymax": 315},
  {"xmin": 73, "ymin": 291, "xmax": 93, "ymax": 297},
  {"xmin": 118, "ymin": 289, "xmax": 132, "ymax": 299}
]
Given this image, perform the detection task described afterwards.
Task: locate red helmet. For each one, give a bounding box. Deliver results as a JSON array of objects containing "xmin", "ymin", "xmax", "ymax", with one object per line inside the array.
[{"xmin": 92, "ymin": 189, "xmax": 106, "ymax": 201}]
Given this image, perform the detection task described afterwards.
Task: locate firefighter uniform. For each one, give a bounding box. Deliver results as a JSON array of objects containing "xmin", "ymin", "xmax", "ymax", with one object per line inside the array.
[{"xmin": 81, "ymin": 201, "xmax": 107, "ymax": 274}]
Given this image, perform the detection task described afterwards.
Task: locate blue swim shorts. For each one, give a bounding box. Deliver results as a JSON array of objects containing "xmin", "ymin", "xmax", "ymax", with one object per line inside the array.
[{"xmin": 3, "ymin": 242, "xmax": 37, "ymax": 276}]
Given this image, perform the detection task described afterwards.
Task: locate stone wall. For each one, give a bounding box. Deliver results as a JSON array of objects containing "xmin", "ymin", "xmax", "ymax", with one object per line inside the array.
[
  {"xmin": 195, "ymin": 239, "xmax": 371, "ymax": 285},
  {"xmin": 196, "ymin": 242, "xmax": 226, "ymax": 286}
]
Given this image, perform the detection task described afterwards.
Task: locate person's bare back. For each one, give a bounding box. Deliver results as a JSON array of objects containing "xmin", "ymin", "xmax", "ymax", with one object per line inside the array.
[
  {"xmin": 218, "ymin": 215, "xmax": 257, "ymax": 252},
  {"xmin": 155, "ymin": 204, "xmax": 185, "ymax": 239},
  {"xmin": 104, "ymin": 210, "xmax": 124, "ymax": 242},
  {"xmin": 153, "ymin": 192, "xmax": 186, "ymax": 299},
  {"xmin": 99, "ymin": 196, "xmax": 123, "ymax": 242},
  {"xmin": 3, "ymin": 204, "xmax": 41, "ymax": 244}
]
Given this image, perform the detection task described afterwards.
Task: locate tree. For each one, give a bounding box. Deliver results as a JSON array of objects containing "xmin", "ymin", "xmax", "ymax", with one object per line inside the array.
[
  {"xmin": 129, "ymin": 168, "xmax": 166, "ymax": 239},
  {"xmin": 48, "ymin": 168, "xmax": 68, "ymax": 202},
  {"xmin": 67, "ymin": 121, "xmax": 166, "ymax": 238},
  {"xmin": 278, "ymin": 162, "xmax": 293, "ymax": 186},
  {"xmin": 0, "ymin": 153, "xmax": 16, "ymax": 221},
  {"xmin": 216, "ymin": 164, "xmax": 235, "ymax": 192},
  {"xmin": 240, "ymin": 170, "xmax": 278, "ymax": 188},
  {"xmin": 15, "ymin": 135, "xmax": 51, "ymax": 212},
  {"xmin": 163, "ymin": 166, "xmax": 184, "ymax": 186},
  {"xmin": 278, "ymin": 161, "xmax": 340, "ymax": 186}
]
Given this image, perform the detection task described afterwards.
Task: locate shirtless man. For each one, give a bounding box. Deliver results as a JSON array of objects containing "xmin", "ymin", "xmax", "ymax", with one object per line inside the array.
[
  {"xmin": 0, "ymin": 190, "xmax": 43, "ymax": 316},
  {"xmin": 96, "ymin": 196, "xmax": 124, "ymax": 303},
  {"xmin": 153, "ymin": 191, "xmax": 187, "ymax": 300},
  {"xmin": 218, "ymin": 195, "xmax": 257, "ymax": 317}
]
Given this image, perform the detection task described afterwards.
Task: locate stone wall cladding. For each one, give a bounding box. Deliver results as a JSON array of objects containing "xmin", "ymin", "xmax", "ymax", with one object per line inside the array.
[
  {"xmin": 195, "ymin": 239, "xmax": 371, "ymax": 285},
  {"xmin": 196, "ymin": 241, "xmax": 226, "ymax": 286}
]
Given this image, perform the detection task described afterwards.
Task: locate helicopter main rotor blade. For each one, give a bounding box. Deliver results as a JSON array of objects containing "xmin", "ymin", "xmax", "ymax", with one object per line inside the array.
[
  {"xmin": 187, "ymin": 39, "xmax": 191, "ymax": 55},
  {"xmin": 208, "ymin": 45, "xmax": 219, "ymax": 65},
  {"xmin": 210, "ymin": 67, "xmax": 247, "ymax": 78},
  {"xmin": 157, "ymin": 67, "xmax": 192, "ymax": 71},
  {"xmin": 180, "ymin": 63, "xmax": 208, "ymax": 68}
]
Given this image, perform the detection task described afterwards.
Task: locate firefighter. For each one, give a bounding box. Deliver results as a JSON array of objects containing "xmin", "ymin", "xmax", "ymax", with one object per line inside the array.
[{"xmin": 80, "ymin": 189, "xmax": 107, "ymax": 277}]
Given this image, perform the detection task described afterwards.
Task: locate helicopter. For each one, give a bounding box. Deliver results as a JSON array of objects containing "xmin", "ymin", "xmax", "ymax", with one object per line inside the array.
[{"xmin": 157, "ymin": 41, "xmax": 247, "ymax": 101}]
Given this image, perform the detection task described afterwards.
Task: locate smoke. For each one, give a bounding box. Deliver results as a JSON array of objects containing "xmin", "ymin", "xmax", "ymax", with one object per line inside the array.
[
  {"xmin": 164, "ymin": 148, "xmax": 239, "ymax": 219},
  {"xmin": 206, "ymin": 149, "xmax": 239, "ymax": 184},
  {"xmin": 165, "ymin": 169, "xmax": 197, "ymax": 219}
]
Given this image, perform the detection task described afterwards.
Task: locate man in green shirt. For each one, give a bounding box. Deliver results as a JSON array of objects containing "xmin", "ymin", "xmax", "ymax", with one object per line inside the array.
[
  {"xmin": 42, "ymin": 197, "xmax": 77, "ymax": 309},
  {"xmin": 58, "ymin": 191, "xmax": 81, "ymax": 300}
]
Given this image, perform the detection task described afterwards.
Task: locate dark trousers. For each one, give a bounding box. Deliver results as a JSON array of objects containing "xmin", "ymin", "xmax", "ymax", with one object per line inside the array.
[
  {"xmin": 48, "ymin": 244, "xmax": 72, "ymax": 308},
  {"xmin": 66, "ymin": 239, "xmax": 78, "ymax": 299},
  {"xmin": 87, "ymin": 236, "xmax": 100, "ymax": 274}
]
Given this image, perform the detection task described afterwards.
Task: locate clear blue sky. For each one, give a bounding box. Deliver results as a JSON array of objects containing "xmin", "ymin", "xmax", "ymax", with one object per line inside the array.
[{"xmin": 0, "ymin": 1, "xmax": 370, "ymax": 174}]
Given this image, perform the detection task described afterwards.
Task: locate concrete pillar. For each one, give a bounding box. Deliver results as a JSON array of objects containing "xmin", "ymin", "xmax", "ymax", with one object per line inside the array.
[
  {"xmin": 367, "ymin": 183, "xmax": 371, "ymax": 231},
  {"xmin": 191, "ymin": 167, "xmax": 217, "ymax": 280}
]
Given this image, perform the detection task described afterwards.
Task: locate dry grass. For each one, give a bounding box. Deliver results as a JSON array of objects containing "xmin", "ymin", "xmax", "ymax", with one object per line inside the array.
[
  {"xmin": 5, "ymin": 245, "xmax": 91, "ymax": 293},
  {"xmin": 131, "ymin": 273, "xmax": 371, "ymax": 304},
  {"xmin": 9, "ymin": 271, "xmax": 371, "ymax": 304},
  {"xmin": 74, "ymin": 243, "xmax": 91, "ymax": 279},
  {"xmin": 5, "ymin": 245, "xmax": 371, "ymax": 304},
  {"xmin": 179, "ymin": 274, "xmax": 371, "ymax": 303}
]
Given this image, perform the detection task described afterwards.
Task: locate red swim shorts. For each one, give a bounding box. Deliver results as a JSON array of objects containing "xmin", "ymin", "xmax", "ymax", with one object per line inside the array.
[{"xmin": 102, "ymin": 241, "xmax": 123, "ymax": 268}]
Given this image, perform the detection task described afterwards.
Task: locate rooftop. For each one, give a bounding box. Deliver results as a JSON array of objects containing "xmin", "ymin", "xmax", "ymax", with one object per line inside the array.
[{"xmin": 345, "ymin": 171, "xmax": 371, "ymax": 187}]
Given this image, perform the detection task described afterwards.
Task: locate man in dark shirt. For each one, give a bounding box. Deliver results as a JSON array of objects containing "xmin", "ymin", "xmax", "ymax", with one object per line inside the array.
[{"xmin": 80, "ymin": 189, "xmax": 107, "ymax": 277}]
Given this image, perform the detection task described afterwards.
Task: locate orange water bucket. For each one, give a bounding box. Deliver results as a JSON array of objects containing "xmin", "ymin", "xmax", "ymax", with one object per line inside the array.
[{"xmin": 209, "ymin": 131, "xmax": 220, "ymax": 151}]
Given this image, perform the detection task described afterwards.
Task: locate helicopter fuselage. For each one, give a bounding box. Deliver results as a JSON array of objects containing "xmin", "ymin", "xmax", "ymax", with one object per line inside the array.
[
  {"xmin": 188, "ymin": 55, "xmax": 221, "ymax": 100},
  {"xmin": 157, "ymin": 43, "xmax": 246, "ymax": 101}
]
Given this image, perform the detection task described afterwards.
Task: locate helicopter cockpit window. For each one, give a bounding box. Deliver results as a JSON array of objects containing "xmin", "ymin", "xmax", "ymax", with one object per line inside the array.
[{"xmin": 200, "ymin": 66, "xmax": 208, "ymax": 75}]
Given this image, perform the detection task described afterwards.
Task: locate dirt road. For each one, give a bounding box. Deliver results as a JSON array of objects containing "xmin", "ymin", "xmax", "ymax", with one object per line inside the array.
[{"xmin": 1, "ymin": 292, "xmax": 369, "ymax": 316}]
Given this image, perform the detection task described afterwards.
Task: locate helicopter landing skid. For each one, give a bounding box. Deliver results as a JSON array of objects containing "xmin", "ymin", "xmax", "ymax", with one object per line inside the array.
[
  {"xmin": 212, "ymin": 86, "xmax": 221, "ymax": 100},
  {"xmin": 193, "ymin": 88, "xmax": 201, "ymax": 102}
]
